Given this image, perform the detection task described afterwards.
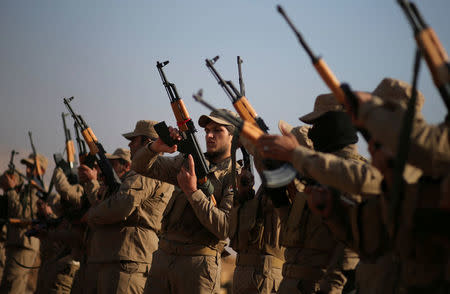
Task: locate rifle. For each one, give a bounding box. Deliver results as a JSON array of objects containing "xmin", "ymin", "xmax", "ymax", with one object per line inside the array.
[
  {"xmin": 53, "ymin": 113, "xmax": 78, "ymax": 185},
  {"xmin": 155, "ymin": 61, "xmax": 216, "ymax": 205},
  {"xmin": 205, "ymin": 56, "xmax": 298, "ymax": 188},
  {"xmin": 7, "ymin": 150, "xmax": 26, "ymax": 179},
  {"xmin": 193, "ymin": 90, "xmax": 296, "ymax": 188},
  {"xmin": 397, "ymin": 0, "xmax": 450, "ymax": 112},
  {"xmin": 73, "ymin": 120, "xmax": 96, "ymax": 168},
  {"xmin": 277, "ymin": 5, "xmax": 372, "ymax": 143},
  {"xmin": 205, "ymin": 56, "xmax": 269, "ymax": 132},
  {"xmin": 63, "ymin": 97, "xmax": 122, "ymax": 193},
  {"xmin": 27, "ymin": 132, "xmax": 46, "ymax": 196}
]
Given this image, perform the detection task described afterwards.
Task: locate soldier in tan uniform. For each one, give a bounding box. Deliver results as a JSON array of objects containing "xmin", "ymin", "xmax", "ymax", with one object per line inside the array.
[
  {"xmin": 132, "ymin": 110, "xmax": 240, "ymax": 294},
  {"xmin": 81, "ymin": 120, "xmax": 175, "ymax": 294},
  {"xmin": 305, "ymin": 78, "xmax": 449, "ymax": 293},
  {"xmin": 0, "ymin": 153, "xmax": 46, "ymax": 293},
  {"xmin": 254, "ymin": 95, "xmax": 368, "ymax": 293},
  {"xmin": 229, "ymin": 167, "xmax": 285, "ymax": 294}
]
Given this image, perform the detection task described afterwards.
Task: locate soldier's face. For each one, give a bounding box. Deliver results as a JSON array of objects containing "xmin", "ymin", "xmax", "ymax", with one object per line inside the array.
[
  {"xmin": 204, "ymin": 122, "xmax": 232, "ymax": 156},
  {"xmin": 128, "ymin": 136, "xmax": 144, "ymax": 159}
]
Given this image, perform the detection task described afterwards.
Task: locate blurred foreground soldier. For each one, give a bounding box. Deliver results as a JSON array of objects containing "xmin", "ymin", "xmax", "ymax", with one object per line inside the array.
[
  {"xmin": 132, "ymin": 111, "xmax": 240, "ymax": 294},
  {"xmin": 348, "ymin": 78, "xmax": 450, "ymax": 293},
  {"xmin": 255, "ymin": 95, "xmax": 365, "ymax": 294},
  {"xmin": 229, "ymin": 173, "xmax": 285, "ymax": 294},
  {"xmin": 83, "ymin": 120, "xmax": 175, "ymax": 294},
  {"xmin": 0, "ymin": 153, "xmax": 47, "ymax": 293}
]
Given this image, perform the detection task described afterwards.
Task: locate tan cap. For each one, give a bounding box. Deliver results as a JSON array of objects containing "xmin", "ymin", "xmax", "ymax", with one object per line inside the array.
[
  {"xmin": 198, "ymin": 109, "xmax": 238, "ymax": 127},
  {"xmin": 105, "ymin": 148, "xmax": 131, "ymax": 163},
  {"xmin": 278, "ymin": 120, "xmax": 314, "ymax": 149},
  {"xmin": 299, "ymin": 94, "xmax": 344, "ymax": 124},
  {"xmin": 122, "ymin": 120, "xmax": 159, "ymax": 140},
  {"xmin": 372, "ymin": 77, "xmax": 425, "ymax": 111},
  {"xmin": 21, "ymin": 153, "xmax": 48, "ymax": 171}
]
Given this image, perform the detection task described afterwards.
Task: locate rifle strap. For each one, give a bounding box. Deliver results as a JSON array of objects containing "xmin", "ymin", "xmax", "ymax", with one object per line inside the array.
[{"xmin": 231, "ymin": 130, "xmax": 241, "ymax": 205}]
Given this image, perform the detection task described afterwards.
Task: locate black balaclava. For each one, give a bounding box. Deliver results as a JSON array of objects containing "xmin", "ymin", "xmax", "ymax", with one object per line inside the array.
[{"xmin": 307, "ymin": 111, "xmax": 358, "ymax": 153}]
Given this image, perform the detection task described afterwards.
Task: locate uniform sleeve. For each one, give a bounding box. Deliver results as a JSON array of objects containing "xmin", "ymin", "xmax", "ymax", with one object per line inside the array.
[
  {"xmin": 131, "ymin": 144, "xmax": 184, "ymax": 186},
  {"xmin": 6, "ymin": 189, "xmax": 21, "ymax": 218},
  {"xmin": 52, "ymin": 167, "xmax": 84, "ymax": 209},
  {"xmin": 291, "ymin": 145, "xmax": 383, "ymax": 195},
  {"xmin": 186, "ymin": 175, "xmax": 234, "ymax": 240},
  {"xmin": 359, "ymin": 96, "xmax": 450, "ymax": 177},
  {"xmin": 87, "ymin": 173, "xmax": 157, "ymax": 225},
  {"xmin": 82, "ymin": 179, "xmax": 101, "ymax": 205}
]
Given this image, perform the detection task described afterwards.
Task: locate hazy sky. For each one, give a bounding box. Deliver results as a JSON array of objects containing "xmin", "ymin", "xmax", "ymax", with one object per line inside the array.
[{"xmin": 1, "ymin": 0, "xmax": 449, "ymax": 184}]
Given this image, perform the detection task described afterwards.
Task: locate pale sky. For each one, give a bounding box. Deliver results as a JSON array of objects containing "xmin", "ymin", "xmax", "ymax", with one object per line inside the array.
[{"xmin": 1, "ymin": 0, "xmax": 449, "ymax": 185}]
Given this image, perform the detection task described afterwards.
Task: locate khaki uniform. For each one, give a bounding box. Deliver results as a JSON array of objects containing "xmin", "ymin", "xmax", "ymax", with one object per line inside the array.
[
  {"xmin": 0, "ymin": 184, "xmax": 40, "ymax": 294},
  {"xmin": 83, "ymin": 169, "xmax": 174, "ymax": 294},
  {"xmin": 351, "ymin": 92, "xmax": 450, "ymax": 292},
  {"xmin": 229, "ymin": 187, "xmax": 285, "ymax": 294},
  {"xmin": 132, "ymin": 146, "xmax": 238, "ymax": 294},
  {"xmin": 0, "ymin": 225, "xmax": 7, "ymax": 282}
]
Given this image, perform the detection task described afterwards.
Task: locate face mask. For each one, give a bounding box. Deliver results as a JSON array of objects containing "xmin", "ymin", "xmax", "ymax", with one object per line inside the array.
[{"xmin": 307, "ymin": 111, "xmax": 358, "ymax": 153}]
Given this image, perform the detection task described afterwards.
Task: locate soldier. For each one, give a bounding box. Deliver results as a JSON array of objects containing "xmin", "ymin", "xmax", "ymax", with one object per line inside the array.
[
  {"xmin": 81, "ymin": 120, "xmax": 175, "ymax": 294},
  {"xmin": 229, "ymin": 163, "xmax": 285, "ymax": 294},
  {"xmin": 0, "ymin": 153, "xmax": 46, "ymax": 293},
  {"xmin": 132, "ymin": 110, "xmax": 240, "ymax": 294},
  {"xmin": 254, "ymin": 94, "xmax": 367, "ymax": 294}
]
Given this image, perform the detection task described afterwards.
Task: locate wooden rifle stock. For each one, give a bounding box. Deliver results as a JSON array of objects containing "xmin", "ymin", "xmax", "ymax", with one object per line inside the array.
[
  {"xmin": 170, "ymin": 100, "xmax": 191, "ymax": 133},
  {"xmin": 398, "ymin": 0, "xmax": 450, "ymax": 110}
]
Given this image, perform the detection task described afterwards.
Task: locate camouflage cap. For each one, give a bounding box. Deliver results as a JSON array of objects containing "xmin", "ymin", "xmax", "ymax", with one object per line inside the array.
[
  {"xmin": 198, "ymin": 109, "xmax": 238, "ymax": 128},
  {"xmin": 122, "ymin": 120, "xmax": 159, "ymax": 140},
  {"xmin": 299, "ymin": 94, "xmax": 344, "ymax": 124},
  {"xmin": 21, "ymin": 153, "xmax": 48, "ymax": 171},
  {"xmin": 372, "ymin": 77, "xmax": 425, "ymax": 111},
  {"xmin": 105, "ymin": 148, "xmax": 131, "ymax": 164}
]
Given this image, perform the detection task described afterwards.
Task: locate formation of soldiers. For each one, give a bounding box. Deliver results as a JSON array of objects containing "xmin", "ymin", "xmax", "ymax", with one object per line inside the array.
[{"xmin": 0, "ymin": 2, "xmax": 449, "ymax": 294}]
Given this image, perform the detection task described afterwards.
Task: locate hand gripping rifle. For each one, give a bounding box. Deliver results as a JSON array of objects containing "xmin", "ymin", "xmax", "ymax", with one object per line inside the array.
[
  {"xmin": 397, "ymin": 0, "xmax": 450, "ymax": 113},
  {"xmin": 63, "ymin": 97, "xmax": 122, "ymax": 193},
  {"xmin": 277, "ymin": 5, "xmax": 372, "ymax": 143},
  {"xmin": 193, "ymin": 90, "xmax": 296, "ymax": 189},
  {"xmin": 7, "ymin": 150, "xmax": 26, "ymax": 180},
  {"xmin": 155, "ymin": 61, "xmax": 216, "ymax": 205},
  {"xmin": 53, "ymin": 113, "xmax": 78, "ymax": 185}
]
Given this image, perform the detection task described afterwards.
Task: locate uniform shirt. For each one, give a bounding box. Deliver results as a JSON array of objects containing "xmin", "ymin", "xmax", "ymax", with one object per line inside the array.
[
  {"xmin": 292, "ymin": 144, "xmax": 383, "ymax": 197},
  {"xmin": 229, "ymin": 187, "xmax": 285, "ymax": 260},
  {"xmin": 6, "ymin": 185, "xmax": 40, "ymax": 251},
  {"xmin": 85, "ymin": 170, "xmax": 173, "ymax": 263},
  {"xmin": 359, "ymin": 95, "xmax": 450, "ymax": 178},
  {"xmin": 132, "ymin": 145, "xmax": 238, "ymax": 251}
]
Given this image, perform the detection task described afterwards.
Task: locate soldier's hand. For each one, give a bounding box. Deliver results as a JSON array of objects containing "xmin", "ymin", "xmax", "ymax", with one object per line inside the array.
[
  {"xmin": 78, "ymin": 164, "xmax": 98, "ymax": 183},
  {"xmin": 256, "ymin": 133, "xmax": 299, "ymax": 162},
  {"xmin": 37, "ymin": 199, "xmax": 53, "ymax": 218},
  {"xmin": 237, "ymin": 169, "xmax": 254, "ymax": 200},
  {"xmin": 177, "ymin": 154, "xmax": 198, "ymax": 196},
  {"xmin": 305, "ymin": 185, "xmax": 333, "ymax": 218},
  {"xmin": 0, "ymin": 173, "xmax": 17, "ymax": 191}
]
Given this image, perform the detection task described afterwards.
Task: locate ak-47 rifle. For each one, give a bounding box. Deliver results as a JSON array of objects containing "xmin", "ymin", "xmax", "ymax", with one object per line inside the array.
[
  {"xmin": 63, "ymin": 97, "xmax": 122, "ymax": 193},
  {"xmin": 7, "ymin": 150, "xmax": 26, "ymax": 180},
  {"xmin": 53, "ymin": 113, "xmax": 78, "ymax": 185},
  {"xmin": 193, "ymin": 90, "xmax": 296, "ymax": 188},
  {"xmin": 205, "ymin": 56, "xmax": 269, "ymax": 132},
  {"xmin": 73, "ymin": 120, "xmax": 96, "ymax": 168},
  {"xmin": 155, "ymin": 61, "xmax": 216, "ymax": 205},
  {"xmin": 205, "ymin": 56, "xmax": 297, "ymax": 188},
  {"xmin": 397, "ymin": 0, "xmax": 450, "ymax": 112},
  {"xmin": 277, "ymin": 5, "xmax": 372, "ymax": 142}
]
